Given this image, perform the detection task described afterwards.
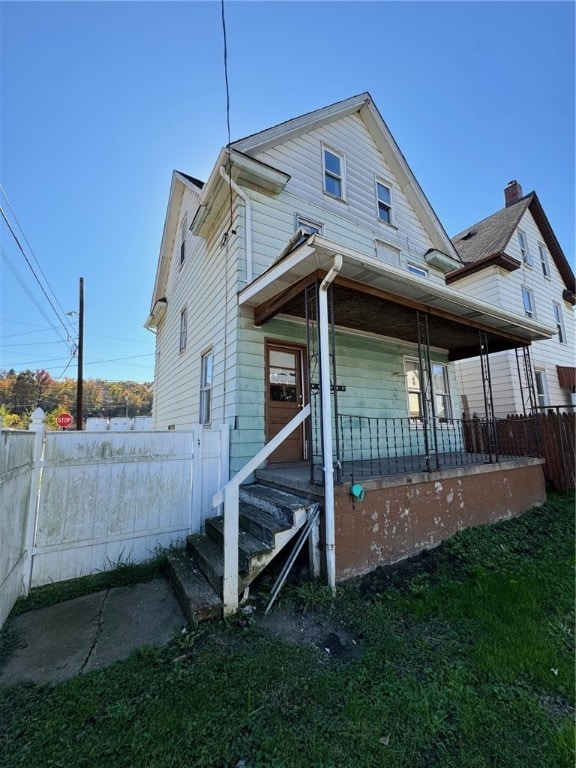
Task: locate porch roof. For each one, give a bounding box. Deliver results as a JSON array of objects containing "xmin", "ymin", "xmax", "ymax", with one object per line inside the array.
[{"xmin": 239, "ymin": 235, "xmax": 555, "ymax": 361}]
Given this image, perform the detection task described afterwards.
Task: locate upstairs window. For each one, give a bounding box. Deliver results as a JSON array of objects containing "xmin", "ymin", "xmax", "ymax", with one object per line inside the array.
[
  {"xmin": 518, "ymin": 230, "xmax": 533, "ymax": 266},
  {"xmin": 179, "ymin": 308, "xmax": 188, "ymax": 352},
  {"xmin": 322, "ymin": 147, "xmax": 345, "ymax": 199},
  {"xmin": 522, "ymin": 287, "xmax": 535, "ymax": 318},
  {"xmin": 199, "ymin": 350, "xmax": 213, "ymax": 425},
  {"xmin": 180, "ymin": 212, "xmax": 187, "ymax": 266},
  {"xmin": 407, "ymin": 263, "xmax": 428, "ymax": 278},
  {"xmin": 375, "ymin": 240, "xmax": 400, "ymax": 267},
  {"xmin": 376, "ymin": 180, "xmax": 393, "ymax": 224},
  {"xmin": 553, "ymin": 302, "xmax": 566, "ymax": 344},
  {"xmin": 538, "ymin": 243, "xmax": 550, "ymax": 278}
]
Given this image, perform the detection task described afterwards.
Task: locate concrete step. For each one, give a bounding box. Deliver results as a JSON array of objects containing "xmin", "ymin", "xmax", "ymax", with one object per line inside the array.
[
  {"xmin": 166, "ymin": 550, "xmax": 222, "ymax": 629},
  {"xmin": 239, "ymin": 483, "xmax": 313, "ymax": 526},
  {"xmin": 205, "ymin": 514, "xmax": 272, "ymax": 571}
]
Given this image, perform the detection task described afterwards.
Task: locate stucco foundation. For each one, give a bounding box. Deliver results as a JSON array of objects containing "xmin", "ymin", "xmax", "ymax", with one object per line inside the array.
[{"xmin": 332, "ymin": 459, "xmax": 546, "ymax": 581}]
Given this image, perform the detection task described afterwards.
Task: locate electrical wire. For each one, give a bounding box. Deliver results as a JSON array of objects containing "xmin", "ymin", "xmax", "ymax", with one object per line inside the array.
[{"xmin": 0, "ymin": 184, "xmax": 76, "ymax": 338}]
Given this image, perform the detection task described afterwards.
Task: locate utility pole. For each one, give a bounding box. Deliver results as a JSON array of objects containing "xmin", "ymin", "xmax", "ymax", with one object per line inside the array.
[{"xmin": 76, "ymin": 277, "xmax": 84, "ymax": 430}]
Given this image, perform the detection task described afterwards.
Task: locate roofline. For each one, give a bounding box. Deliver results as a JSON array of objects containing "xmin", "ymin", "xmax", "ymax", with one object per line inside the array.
[
  {"xmin": 446, "ymin": 252, "xmax": 521, "ymax": 284},
  {"xmin": 527, "ymin": 193, "xmax": 575, "ymax": 293}
]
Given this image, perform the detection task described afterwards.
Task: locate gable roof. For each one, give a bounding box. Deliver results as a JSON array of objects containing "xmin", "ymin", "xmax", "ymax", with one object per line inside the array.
[
  {"xmin": 232, "ymin": 92, "xmax": 461, "ymax": 261},
  {"xmin": 449, "ymin": 192, "xmax": 575, "ymax": 294}
]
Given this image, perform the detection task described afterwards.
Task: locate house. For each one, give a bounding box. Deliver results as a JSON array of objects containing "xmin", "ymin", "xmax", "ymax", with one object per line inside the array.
[
  {"xmin": 448, "ymin": 181, "xmax": 575, "ymax": 417},
  {"xmin": 146, "ymin": 94, "xmax": 554, "ymax": 618}
]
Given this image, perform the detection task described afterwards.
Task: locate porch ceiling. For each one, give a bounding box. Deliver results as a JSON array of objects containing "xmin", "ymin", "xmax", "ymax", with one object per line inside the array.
[{"xmin": 239, "ymin": 236, "xmax": 555, "ymax": 361}]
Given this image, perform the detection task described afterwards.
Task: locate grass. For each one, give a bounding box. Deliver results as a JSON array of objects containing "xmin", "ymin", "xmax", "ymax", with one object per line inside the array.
[{"xmin": 1, "ymin": 492, "xmax": 574, "ymax": 768}]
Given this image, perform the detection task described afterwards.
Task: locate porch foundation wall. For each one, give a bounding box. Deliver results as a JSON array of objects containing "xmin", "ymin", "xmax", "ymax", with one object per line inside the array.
[{"xmin": 333, "ymin": 459, "xmax": 546, "ymax": 581}]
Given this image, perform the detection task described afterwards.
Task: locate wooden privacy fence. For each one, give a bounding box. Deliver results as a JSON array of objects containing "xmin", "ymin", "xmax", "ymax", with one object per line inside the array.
[{"xmin": 463, "ymin": 410, "xmax": 575, "ymax": 491}]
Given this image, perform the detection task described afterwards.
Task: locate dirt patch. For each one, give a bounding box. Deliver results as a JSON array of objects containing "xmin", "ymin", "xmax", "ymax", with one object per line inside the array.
[{"xmin": 252, "ymin": 606, "xmax": 361, "ymax": 662}]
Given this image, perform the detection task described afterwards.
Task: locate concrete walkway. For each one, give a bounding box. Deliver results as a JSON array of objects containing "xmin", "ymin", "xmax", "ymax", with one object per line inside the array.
[{"xmin": 0, "ymin": 578, "xmax": 186, "ymax": 686}]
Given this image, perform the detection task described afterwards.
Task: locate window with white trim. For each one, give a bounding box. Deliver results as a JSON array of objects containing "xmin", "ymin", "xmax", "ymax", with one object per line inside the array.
[
  {"xmin": 376, "ymin": 179, "xmax": 393, "ymax": 224},
  {"xmin": 407, "ymin": 263, "xmax": 428, "ymax": 278},
  {"xmin": 295, "ymin": 215, "xmax": 323, "ymax": 236},
  {"xmin": 375, "ymin": 240, "xmax": 400, "ymax": 267},
  {"xmin": 404, "ymin": 358, "xmax": 453, "ymax": 424},
  {"xmin": 322, "ymin": 146, "xmax": 345, "ymax": 199},
  {"xmin": 534, "ymin": 369, "xmax": 548, "ymax": 408},
  {"xmin": 553, "ymin": 302, "xmax": 566, "ymax": 344},
  {"xmin": 522, "ymin": 287, "xmax": 535, "ymax": 318},
  {"xmin": 179, "ymin": 308, "xmax": 188, "ymax": 352},
  {"xmin": 180, "ymin": 212, "xmax": 187, "ymax": 266},
  {"xmin": 199, "ymin": 350, "xmax": 213, "ymax": 424},
  {"xmin": 538, "ymin": 243, "xmax": 550, "ymax": 278},
  {"xmin": 518, "ymin": 230, "xmax": 533, "ymax": 266}
]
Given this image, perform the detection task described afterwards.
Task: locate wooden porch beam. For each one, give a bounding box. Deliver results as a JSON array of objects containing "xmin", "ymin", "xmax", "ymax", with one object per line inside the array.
[{"xmin": 254, "ymin": 269, "xmax": 326, "ymax": 326}]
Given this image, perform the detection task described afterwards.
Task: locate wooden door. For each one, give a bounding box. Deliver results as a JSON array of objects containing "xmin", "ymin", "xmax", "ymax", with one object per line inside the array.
[{"xmin": 265, "ymin": 342, "xmax": 306, "ymax": 462}]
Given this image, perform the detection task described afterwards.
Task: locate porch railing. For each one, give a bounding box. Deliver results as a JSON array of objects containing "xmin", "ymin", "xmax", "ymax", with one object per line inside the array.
[{"xmin": 335, "ymin": 413, "xmax": 540, "ymax": 479}]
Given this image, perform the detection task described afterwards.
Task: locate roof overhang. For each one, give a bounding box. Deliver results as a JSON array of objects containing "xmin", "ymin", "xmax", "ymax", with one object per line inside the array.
[
  {"xmin": 239, "ymin": 235, "xmax": 555, "ymax": 361},
  {"xmin": 190, "ymin": 148, "xmax": 290, "ymax": 238},
  {"xmin": 557, "ymin": 366, "xmax": 576, "ymax": 389},
  {"xmin": 144, "ymin": 298, "xmax": 167, "ymax": 330},
  {"xmin": 446, "ymin": 252, "xmax": 521, "ymax": 284}
]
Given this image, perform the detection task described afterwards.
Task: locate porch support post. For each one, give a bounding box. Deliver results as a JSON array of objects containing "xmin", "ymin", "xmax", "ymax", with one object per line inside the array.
[
  {"xmin": 478, "ymin": 330, "xmax": 498, "ymax": 462},
  {"xmin": 319, "ymin": 255, "xmax": 343, "ymax": 595}
]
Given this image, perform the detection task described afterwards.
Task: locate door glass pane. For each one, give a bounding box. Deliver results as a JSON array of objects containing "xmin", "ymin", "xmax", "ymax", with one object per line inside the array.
[{"xmin": 269, "ymin": 350, "xmax": 298, "ymax": 402}]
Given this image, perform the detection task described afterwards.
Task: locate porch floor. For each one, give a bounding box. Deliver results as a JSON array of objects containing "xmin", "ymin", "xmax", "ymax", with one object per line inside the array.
[{"xmin": 255, "ymin": 452, "xmax": 537, "ymax": 495}]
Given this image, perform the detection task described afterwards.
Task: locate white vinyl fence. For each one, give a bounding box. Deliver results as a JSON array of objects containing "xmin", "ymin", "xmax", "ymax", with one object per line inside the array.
[{"xmin": 0, "ymin": 410, "xmax": 229, "ymax": 628}]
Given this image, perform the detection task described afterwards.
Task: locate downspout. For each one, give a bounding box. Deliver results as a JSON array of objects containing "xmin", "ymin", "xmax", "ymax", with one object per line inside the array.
[
  {"xmin": 219, "ymin": 165, "xmax": 253, "ymax": 284},
  {"xmin": 318, "ymin": 254, "xmax": 343, "ymax": 595}
]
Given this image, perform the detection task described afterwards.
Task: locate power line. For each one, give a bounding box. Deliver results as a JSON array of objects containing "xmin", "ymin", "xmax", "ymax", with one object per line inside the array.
[
  {"xmin": 0, "ymin": 184, "xmax": 76, "ymax": 338},
  {"xmin": 0, "ymin": 205, "xmax": 74, "ymax": 342}
]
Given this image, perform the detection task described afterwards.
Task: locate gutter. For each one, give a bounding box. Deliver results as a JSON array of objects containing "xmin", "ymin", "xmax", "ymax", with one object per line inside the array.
[
  {"xmin": 219, "ymin": 165, "xmax": 253, "ymax": 284},
  {"xmin": 318, "ymin": 254, "xmax": 343, "ymax": 594}
]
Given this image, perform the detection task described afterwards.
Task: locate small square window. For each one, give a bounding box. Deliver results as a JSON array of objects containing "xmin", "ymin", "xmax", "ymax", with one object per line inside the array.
[
  {"xmin": 376, "ymin": 181, "xmax": 393, "ymax": 224},
  {"xmin": 522, "ymin": 287, "xmax": 534, "ymax": 318},
  {"xmin": 199, "ymin": 350, "xmax": 213, "ymax": 425},
  {"xmin": 323, "ymin": 147, "xmax": 345, "ymax": 199},
  {"xmin": 179, "ymin": 308, "xmax": 188, "ymax": 352},
  {"xmin": 295, "ymin": 215, "xmax": 323, "ymax": 236},
  {"xmin": 407, "ymin": 263, "xmax": 428, "ymax": 278}
]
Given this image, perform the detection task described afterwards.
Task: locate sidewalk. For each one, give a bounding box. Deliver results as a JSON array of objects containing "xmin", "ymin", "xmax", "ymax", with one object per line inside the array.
[{"xmin": 0, "ymin": 578, "xmax": 186, "ymax": 686}]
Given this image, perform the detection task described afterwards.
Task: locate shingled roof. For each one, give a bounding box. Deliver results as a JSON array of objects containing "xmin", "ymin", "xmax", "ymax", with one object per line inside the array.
[{"xmin": 449, "ymin": 192, "xmax": 575, "ymax": 296}]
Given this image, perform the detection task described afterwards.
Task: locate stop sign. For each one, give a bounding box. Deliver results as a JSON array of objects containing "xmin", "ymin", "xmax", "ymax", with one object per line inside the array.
[{"xmin": 56, "ymin": 412, "xmax": 73, "ymax": 428}]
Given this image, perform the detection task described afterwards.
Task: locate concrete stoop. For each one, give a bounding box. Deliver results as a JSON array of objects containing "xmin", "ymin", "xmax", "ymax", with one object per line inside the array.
[{"xmin": 167, "ymin": 483, "xmax": 315, "ymax": 627}]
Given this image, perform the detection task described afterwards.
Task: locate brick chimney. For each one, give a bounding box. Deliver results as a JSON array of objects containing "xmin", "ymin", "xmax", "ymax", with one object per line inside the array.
[{"xmin": 504, "ymin": 180, "xmax": 523, "ymax": 207}]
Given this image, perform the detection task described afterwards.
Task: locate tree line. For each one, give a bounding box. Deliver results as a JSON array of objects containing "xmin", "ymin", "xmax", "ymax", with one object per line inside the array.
[{"xmin": 0, "ymin": 369, "xmax": 152, "ymax": 429}]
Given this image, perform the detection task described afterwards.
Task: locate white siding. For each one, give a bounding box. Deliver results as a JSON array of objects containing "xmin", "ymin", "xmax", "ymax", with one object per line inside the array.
[{"xmin": 452, "ymin": 208, "xmax": 575, "ymax": 411}]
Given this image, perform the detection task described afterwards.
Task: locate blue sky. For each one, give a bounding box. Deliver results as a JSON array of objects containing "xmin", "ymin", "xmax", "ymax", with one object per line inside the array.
[{"xmin": 1, "ymin": 0, "xmax": 574, "ymax": 383}]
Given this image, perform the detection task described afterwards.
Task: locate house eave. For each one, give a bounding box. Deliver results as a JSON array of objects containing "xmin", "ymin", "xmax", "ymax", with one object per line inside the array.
[
  {"xmin": 239, "ymin": 236, "xmax": 554, "ymax": 358},
  {"xmin": 446, "ymin": 252, "xmax": 521, "ymax": 284},
  {"xmin": 190, "ymin": 148, "xmax": 290, "ymax": 238},
  {"xmin": 144, "ymin": 298, "xmax": 167, "ymax": 330}
]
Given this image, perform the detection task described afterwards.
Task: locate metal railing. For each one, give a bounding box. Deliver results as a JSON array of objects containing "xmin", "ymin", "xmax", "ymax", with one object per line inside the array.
[{"xmin": 335, "ymin": 413, "xmax": 540, "ymax": 479}]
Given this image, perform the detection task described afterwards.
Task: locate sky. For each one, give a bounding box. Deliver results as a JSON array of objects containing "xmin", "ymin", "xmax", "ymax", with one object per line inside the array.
[{"xmin": 1, "ymin": 0, "xmax": 574, "ymax": 384}]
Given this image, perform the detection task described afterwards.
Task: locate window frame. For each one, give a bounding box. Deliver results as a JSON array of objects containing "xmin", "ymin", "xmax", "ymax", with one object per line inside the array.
[
  {"xmin": 403, "ymin": 357, "xmax": 453, "ymax": 426},
  {"xmin": 518, "ymin": 229, "xmax": 533, "ymax": 266},
  {"xmin": 553, "ymin": 302, "xmax": 566, "ymax": 344},
  {"xmin": 295, "ymin": 214, "xmax": 323, "ymax": 236},
  {"xmin": 199, "ymin": 349, "xmax": 214, "ymax": 425},
  {"xmin": 180, "ymin": 212, "xmax": 187, "ymax": 267},
  {"xmin": 321, "ymin": 144, "xmax": 346, "ymax": 201},
  {"xmin": 534, "ymin": 369, "xmax": 549, "ymax": 409},
  {"xmin": 179, "ymin": 307, "xmax": 188, "ymax": 353},
  {"xmin": 375, "ymin": 177, "xmax": 394, "ymax": 225},
  {"xmin": 522, "ymin": 287, "xmax": 535, "ymax": 318},
  {"xmin": 538, "ymin": 242, "xmax": 550, "ymax": 278},
  {"xmin": 407, "ymin": 263, "xmax": 428, "ymax": 278}
]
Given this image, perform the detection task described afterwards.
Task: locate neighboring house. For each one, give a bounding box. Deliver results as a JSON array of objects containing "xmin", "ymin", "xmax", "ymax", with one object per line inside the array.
[
  {"xmin": 449, "ymin": 181, "xmax": 575, "ymax": 417},
  {"xmin": 146, "ymin": 94, "xmax": 553, "ymax": 616}
]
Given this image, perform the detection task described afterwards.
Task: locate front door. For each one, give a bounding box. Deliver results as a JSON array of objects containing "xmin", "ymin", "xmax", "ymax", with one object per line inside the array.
[{"xmin": 265, "ymin": 341, "xmax": 306, "ymax": 462}]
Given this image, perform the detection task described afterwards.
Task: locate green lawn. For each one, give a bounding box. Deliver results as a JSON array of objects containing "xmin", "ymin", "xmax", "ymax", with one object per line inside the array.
[{"xmin": 1, "ymin": 493, "xmax": 574, "ymax": 768}]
